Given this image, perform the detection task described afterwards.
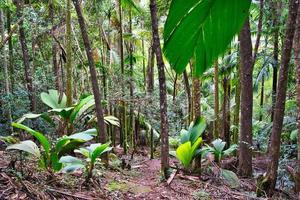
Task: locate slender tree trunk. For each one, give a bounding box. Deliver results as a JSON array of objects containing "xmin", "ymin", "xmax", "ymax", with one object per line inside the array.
[
  {"xmin": 222, "ymin": 77, "xmax": 230, "ymax": 147},
  {"xmin": 49, "ymin": 0, "xmax": 62, "ymax": 93},
  {"xmin": 66, "ymin": 0, "xmax": 72, "ymax": 106},
  {"xmin": 150, "ymin": 0, "xmax": 169, "ymax": 179},
  {"xmin": 0, "ymin": 10, "xmax": 13, "ymax": 133},
  {"xmin": 118, "ymin": 0, "xmax": 127, "ymax": 153},
  {"xmin": 7, "ymin": 9, "xmax": 14, "ymax": 92},
  {"xmin": 259, "ymin": 76, "xmax": 264, "ymax": 121},
  {"xmin": 271, "ymin": 1, "xmax": 281, "ymax": 122},
  {"xmin": 14, "ymin": 0, "xmax": 36, "ymax": 112},
  {"xmin": 214, "ymin": 61, "xmax": 220, "ymax": 139},
  {"xmin": 261, "ymin": 0, "xmax": 299, "ymax": 195},
  {"xmin": 183, "ymin": 70, "xmax": 192, "ymax": 125},
  {"xmin": 192, "ymin": 76, "xmax": 201, "ymax": 121},
  {"xmin": 72, "ymin": 0, "xmax": 107, "ymax": 156},
  {"xmin": 294, "ymin": 4, "xmax": 300, "ymax": 194},
  {"xmin": 238, "ymin": 19, "xmax": 253, "ymax": 177},
  {"xmin": 147, "ymin": 45, "xmax": 155, "ymax": 94},
  {"xmin": 233, "ymin": 58, "xmax": 241, "ymax": 144}
]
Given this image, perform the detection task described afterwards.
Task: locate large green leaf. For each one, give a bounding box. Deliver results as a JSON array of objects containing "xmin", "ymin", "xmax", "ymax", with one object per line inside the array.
[
  {"xmin": 12, "ymin": 123, "xmax": 50, "ymax": 155},
  {"xmin": 176, "ymin": 141, "xmax": 193, "ymax": 168},
  {"xmin": 7, "ymin": 140, "xmax": 41, "ymax": 158},
  {"xmin": 69, "ymin": 95, "xmax": 94, "ymax": 123},
  {"xmin": 17, "ymin": 113, "xmax": 54, "ymax": 125},
  {"xmin": 90, "ymin": 143, "xmax": 112, "ymax": 164},
  {"xmin": 121, "ymin": 0, "xmax": 143, "ymax": 14},
  {"xmin": 189, "ymin": 117, "xmax": 206, "ymax": 144},
  {"xmin": 41, "ymin": 89, "xmax": 67, "ymax": 109},
  {"xmin": 163, "ymin": 0, "xmax": 251, "ymax": 76}
]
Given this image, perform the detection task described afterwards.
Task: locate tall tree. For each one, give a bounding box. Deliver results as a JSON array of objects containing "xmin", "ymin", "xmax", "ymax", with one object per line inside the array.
[
  {"xmin": 271, "ymin": 0, "xmax": 282, "ymax": 122},
  {"xmin": 293, "ymin": 4, "xmax": 300, "ymax": 193},
  {"xmin": 262, "ymin": 0, "xmax": 299, "ymax": 194},
  {"xmin": 14, "ymin": 0, "xmax": 36, "ymax": 112},
  {"xmin": 149, "ymin": 0, "xmax": 169, "ymax": 179},
  {"xmin": 0, "ymin": 10, "xmax": 13, "ymax": 133},
  {"xmin": 66, "ymin": 0, "xmax": 73, "ymax": 106},
  {"xmin": 238, "ymin": 19, "xmax": 253, "ymax": 177},
  {"xmin": 214, "ymin": 61, "xmax": 220, "ymax": 139},
  {"xmin": 72, "ymin": 0, "xmax": 107, "ymax": 149}
]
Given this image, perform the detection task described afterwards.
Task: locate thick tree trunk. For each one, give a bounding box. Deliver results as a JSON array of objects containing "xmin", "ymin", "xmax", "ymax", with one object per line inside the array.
[
  {"xmin": 150, "ymin": 0, "xmax": 169, "ymax": 179},
  {"xmin": 294, "ymin": 4, "xmax": 300, "ymax": 194},
  {"xmin": 14, "ymin": 0, "xmax": 36, "ymax": 112},
  {"xmin": 0, "ymin": 10, "xmax": 13, "ymax": 134},
  {"xmin": 262, "ymin": 0, "xmax": 299, "ymax": 195},
  {"xmin": 72, "ymin": 0, "xmax": 107, "ymax": 149},
  {"xmin": 214, "ymin": 61, "xmax": 220, "ymax": 139},
  {"xmin": 66, "ymin": 0, "xmax": 72, "ymax": 106},
  {"xmin": 238, "ymin": 19, "xmax": 253, "ymax": 177}
]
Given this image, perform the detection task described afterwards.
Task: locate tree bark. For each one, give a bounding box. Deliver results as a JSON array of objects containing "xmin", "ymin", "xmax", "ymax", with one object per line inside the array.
[
  {"xmin": 294, "ymin": 3, "xmax": 300, "ymax": 194},
  {"xmin": 49, "ymin": 0, "xmax": 62, "ymax": 94},
  {"xmin": 150, "ymin": 0, "xmax": 169, "ymax": 179},
  {"xmin": 271, "ymin": 0, "xmax": 281, "ymax": 122},
  {"xmin": 214, "ymin": 61, "xmax": 220, "ymax": 139},
  {"xmin": 238, "ymin": 19, "xmax": 253, "ymax": 177},
  {"xmin": 7, "ymin": 9, "xmax": 14, "ymax": 92},
  {"xmin": 147, "ymin": 45, "xmax": 155, "ymax": 94},
  {"xmin": 233, "ymin": 58, "xmax": 241, "ymax": 144},
  {"xmin": 72, "ymin": 0, "xmax": 107, "ymax": 149},
  {"xmin": 262, "ymin": 0, "xmax": 299, "ymax": 195},
  {"xmin": 0, "ymin": 10, "xmax": 13, "ymax": 134},
  {"xmin": 183, "ymin": 70, "xmax": 192, "ymax": 125},
  {"xmin": 259, "ymin": 76, "xmax": 264, "ymax": 121},
  {"xmin": 66, "ymin": 0, "xmax": 73, "ymax": 106},
  {"xmin": 14, "ymin": 0, "xmax": 36, "ymax": 112},
  {"xmin": 222, "ymin": 77, "xmax": 230, "ymax": 147}
]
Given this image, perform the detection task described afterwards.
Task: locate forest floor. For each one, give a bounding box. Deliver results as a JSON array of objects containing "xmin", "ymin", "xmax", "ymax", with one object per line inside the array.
[{"xmin": 0, "ymin": 148, "xmax": 294, "ymax": 200}]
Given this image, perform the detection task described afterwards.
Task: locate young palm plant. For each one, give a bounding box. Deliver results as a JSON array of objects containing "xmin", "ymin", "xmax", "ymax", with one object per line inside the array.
[
  {"xmin": 175, "ymin": 117, "xmax": 206, "ymax": 168},
  {"xmin": 59, "ymin": 143, "xmax": 112, "ymax": 181},
  {"xmin": 6, "ymin": 123, "xmax": 96, "ymax": 173},
  {"xmin": 201, "ymin": 138, "xmax": 238, "ymax": 165}
]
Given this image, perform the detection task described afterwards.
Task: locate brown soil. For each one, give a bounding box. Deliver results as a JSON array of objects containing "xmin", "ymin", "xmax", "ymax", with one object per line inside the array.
[{"xmin": 0, "ymin": 150, "xmax": 294, "ymax": 200}]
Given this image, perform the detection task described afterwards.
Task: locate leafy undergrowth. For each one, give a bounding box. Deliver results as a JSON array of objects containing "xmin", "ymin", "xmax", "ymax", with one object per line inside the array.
[{"xmin": 0, "ymin": 150, "xmax": 292, "ymax": 200}]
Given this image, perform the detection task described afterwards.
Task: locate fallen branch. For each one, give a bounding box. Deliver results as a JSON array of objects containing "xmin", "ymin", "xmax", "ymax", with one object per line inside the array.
[{"xmin": 167, "ymin": 169, "xmax": 178, "ymax": 185}]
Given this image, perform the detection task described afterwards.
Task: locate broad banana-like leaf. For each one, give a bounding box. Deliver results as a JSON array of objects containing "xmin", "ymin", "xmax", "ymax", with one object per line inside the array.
[
  {"xmin": 90, "ymin": 143, "xmax": 112, "ymax": 164},
  {"xmin": 176, "ymin": 141, "xmax": 193, "ymax": 168},
  {"xmin": 121, "ymin": 0, "xmax": 143, "ymax": 14},
  {"xmin": 41, "ymin": 89, "xmax": 67, "ymax": 109},
  {"xmin": 7, "ymin": 140, "xmax": 41, "ymax": 158},
  {"xmin": 12, "ymin": 122, "xmax": 50, "ymax": 155},
  {"xmin": 69, "ymin": 95, "xmax": 94, "ymax": 123},
  {"xmin": 163, "ymin": 0, "xmax": 251, "ymax": 76}
]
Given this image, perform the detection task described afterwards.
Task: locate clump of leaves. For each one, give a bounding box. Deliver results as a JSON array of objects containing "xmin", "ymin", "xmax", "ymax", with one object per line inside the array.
[
  {"xmin": 201, "ymin": 138, "xmax": 237, "ymax": 164},
  {"xmin": 175, "ymin": 117, "xmax": 206, "ymax": 168},
  {"xmin": 18, "ymin": 89, "xmax": 120, "ymax": 133},
  {"xmin": 59, "ymin": 143, "xmax": 112, "ymax": 181},
  {"xmin": 6, "ymin": 122, "xmax": 95, "ymax": 173}
]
